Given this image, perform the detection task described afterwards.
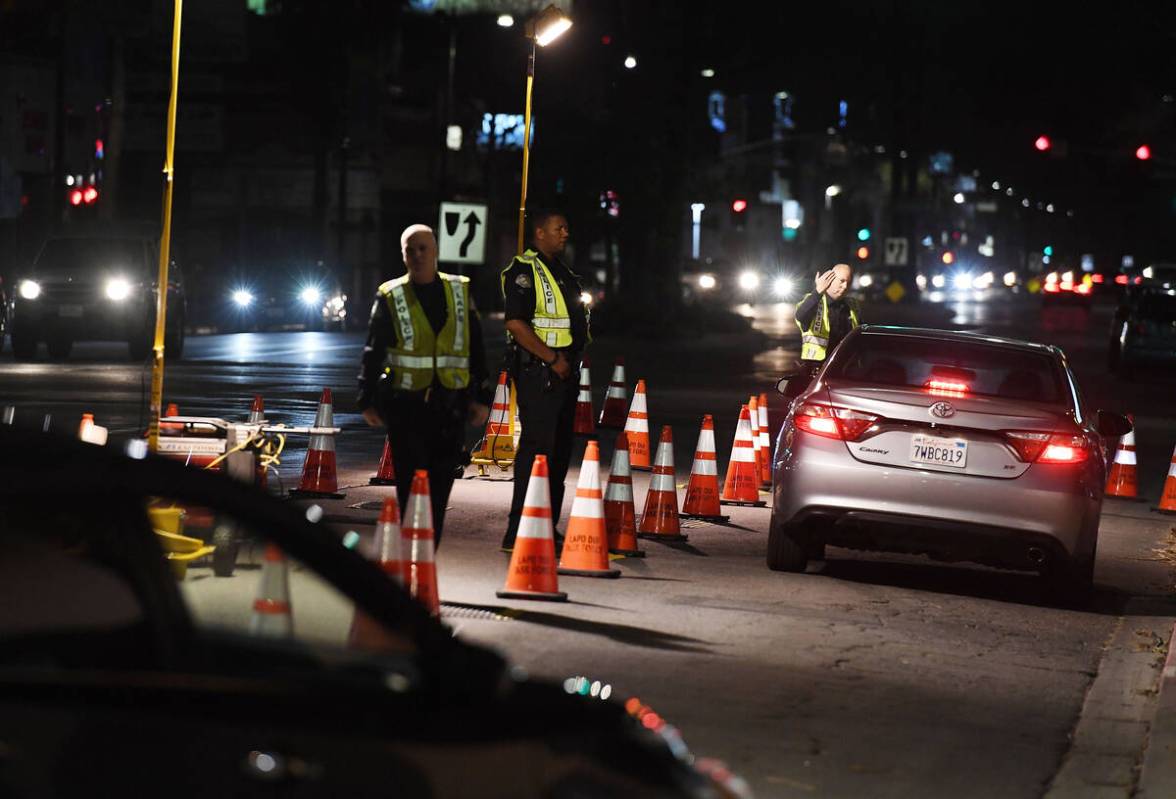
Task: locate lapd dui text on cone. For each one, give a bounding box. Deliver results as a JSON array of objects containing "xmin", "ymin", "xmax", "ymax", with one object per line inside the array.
[
  {"xmin": 558, "ymin": 440, "xmax": 621, "ymax": 577},
  {"xmin": 604, "ymin": 431, "xmax": 645, "ymax": 557},
  {"xmin": 624, "ymin": 378, "xmax": 652, "ymax": 470},
  {"xmin": 497, "ymin": 454, "xmax": 568, "ymax": 601},
  {"xmin": 639, "ymin": 425, "xmax": 687, "ymax": 542}
]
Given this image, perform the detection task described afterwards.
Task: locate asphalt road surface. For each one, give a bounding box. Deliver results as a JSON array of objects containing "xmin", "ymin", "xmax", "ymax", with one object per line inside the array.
[{"xmin": 3, "ymin": 291, "xmax": 1175, "ymax": 798}]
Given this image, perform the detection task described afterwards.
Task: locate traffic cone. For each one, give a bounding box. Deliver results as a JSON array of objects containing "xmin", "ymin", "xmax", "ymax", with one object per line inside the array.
[
  {"xmin": 682, "ymin": 414, "xmax": 729, "ymax": 522},
  {"xmin": 497, "ymin": 454, "xmax": 568, "ymax": 601},
  {"xmin": 470, "ymin": 371, "xmax": 516, "ymax": 468},
  {"xmin": 248, "ymin": 394, "xmax": 267, "ymax": 424},
  {"xmin": 290, "ymin": 387, "xmax": 344, "ymax": 499},
  {"xmin": 748, "ymin": 395, "xmax": 765, "ymax": 489},
  {"xmin": 402, "ymin": 470, "xmax": 441, "ymax": 616},
  {"xmin": 160, "ymin": 402, "xmax": 184, "ymax": 434},
  {"xmin": 78, "ymin": 412, "xmax": 95, "ymax": 439},
  {"xmin": 77, "ymin": 412, "xmax": 108, "ymax": 446},
  {"xmin": 638, "ymin": 425, "xmax": 687, "ymax": 542},
  {"xmin": 722, "ymin": 405, "xmax": 766, "ymax": 506},
  {"xmin": 1105, "ymin": 416, "xmax": 1141, "ymax": 500},
  {"xmin": 598, "ymin": 357, "xmax": 629, "ymax": 428},
  {"xmin": 758, "ymin": 392, "xmax": 773, "ymax": 488},
  {"xmin": 250, "ymin": 544, "xmax": 293, "ymax": 638},
  {"xmin": 1155, "ymin": 444, "xmax": 1176, "ymax": 515},
  {"xmin": 573, "ymin": 357, "xmax": 596, "ymax": 436},
  {"xmin": 624, "ymin": 379, "xmax": 652, "ymax": 470},
  {"xmin": 348, "ymin": 494, "xmax": 406, "ymax": 649},
  {"xmin": 558, "ymin": 440, "xmax": 621, "ymax": 577},
  {"xmin": 605, "ymin": 432, "xmax": 644, "ymax": 557},
  {"xmin": 369, "ymin": 439, "xmax": 397, "ymax": 485}
]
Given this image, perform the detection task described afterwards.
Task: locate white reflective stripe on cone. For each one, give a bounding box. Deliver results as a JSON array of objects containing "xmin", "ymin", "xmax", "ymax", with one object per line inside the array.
[
  {"xmin": 625, "ymin": 419, "xmax": 649, "ymax": 433},
  {"xmin": 518, "ymin": 513, "xmax": 554, "ymax": 539},
  {"xmin": 650, "ymin": 471, "xmax": 677, "ymax": 492},
  {"xmin": 654, "ymin": 444, "xmax": 674, "ymax": 469},
  {"xmin": 570, "ymin": 493, "xmax": 605, "ymax": 519},
  {"xmin": 605, "ymin": 484, "xmax": 634, "ymax": 502},
  {"xmin": 698, "ymin": 430, "xmax": 716, "ymax": 452},
  {"xmin": 691, "ymin": 458, "xmax": 718, "ymax": 476},
  {"xmin": 1168, "ymin": 461, "xmax": 1176, "ymax": 478},
  {"xmin": 1114, "ymin": 450, "xmax": 1137, "ymax": 465},
  {"xmin": 308, "ymin": 433, "xmax": 335, "ymax": 452},
  {"xmin": 409, "ymin": 536, "xmax": 435, "ymax": 564},
  {"xmin": 611, "ymin": 366, "xmax": 625, "ymax": 381},
  {"xmin": 731, "ymin": 444, "xmax": 756, "ymax": 463},
  {"xmin": 629, "ymin": 397, "xmax": 647, "ymax": 413},
  {"xmin": 578, "ymin": 390, "xmax": 592, "ymax": 401}
]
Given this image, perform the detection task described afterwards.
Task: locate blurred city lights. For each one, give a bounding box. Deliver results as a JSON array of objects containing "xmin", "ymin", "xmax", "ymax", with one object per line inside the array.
[
  {"xmin": 496, "ymin": 14, "xmax": 514, "ymax": 27},
  {"xmin": 532, "ymin": 5, "xmax": 573, "ymax": 47},
  {"xmin": 698, "ymin": 274, "xmax": 717, "ymax": 290},
  {"xmin": 624, "ymin": 55, "xmax": 637, "ymax": 69},
  {"xmin": 1034, "ymin": 135, "xmax": 1051, "ymax": 152},
  {"xmin": 1136, "ymin": 144, "xmax": 1152, "ymax": 161},
  {"xmin": 701, "ymin": 68, "xmax": 715, "ymax": 78},
  {"xmin": 738, "ymin": 270, "xmax": 760, "ymax": 291},
  {"xmin": 953, "ymin": 192, "xmax": 965, "ymax": 204}
]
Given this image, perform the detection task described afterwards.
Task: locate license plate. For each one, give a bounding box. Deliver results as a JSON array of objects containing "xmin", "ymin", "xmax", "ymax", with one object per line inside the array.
[
  {"xmin": 910, "ymin": 434, "xmax": 967, "ymax": 468},
  {"xmin": 58, "ymin": 305, "xmax": 83, "ymax": 318}
]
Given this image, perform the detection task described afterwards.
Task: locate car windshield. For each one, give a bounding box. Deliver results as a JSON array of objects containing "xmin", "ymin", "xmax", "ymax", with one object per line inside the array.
[
  {"xmin": 1139, "ymin": 293, "xmax": 1176, "ymax": 322},
  {"xmin": 35, "ymin": 238, "xmax": 147, "ymax": 276},
  {"xmin": 827, "ymin": 334, "xmax": 1065, "ymax": 403}
]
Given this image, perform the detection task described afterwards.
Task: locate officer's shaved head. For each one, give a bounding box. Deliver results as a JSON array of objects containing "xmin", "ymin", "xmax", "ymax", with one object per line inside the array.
[
  {"xmin": 400, "ymin": 223, "xmax": 434, "ymax": 251},
  {"xmin": 828, "ymin": 263, "xmax": 852, "ymax": 300},
  {"xmin": 401, "ymin": 224, "xmax": 438, "ymax": 284}
]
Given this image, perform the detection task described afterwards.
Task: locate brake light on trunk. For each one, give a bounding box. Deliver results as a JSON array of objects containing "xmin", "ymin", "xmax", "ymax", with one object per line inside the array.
[
  {"xmin": 794, "ymin": 403, "xmax": 878, "ymax": 441},
  {"xmin": 926, "ymin": 379, "xmax": 969, "ymax": 397},
  {"xmin": 1006, "ymin": 431, "xmax": 1089, "ymax": 464}
]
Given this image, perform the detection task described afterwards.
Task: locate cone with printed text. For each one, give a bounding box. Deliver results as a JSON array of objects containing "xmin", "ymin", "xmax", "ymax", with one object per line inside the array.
[
  {"xmin": 369, "ymin": 439, "xmax": 397, "ymax": 485},
  {"xmin": 498, "ymin": 455, "xmax": 568, "ymax": 601},
  {"xmin": 558, "ymin": 440, "xmax": 622, "ymax": 577},
  {"xmin": 624, "ymin": 379, "xmax": 652, "ymax": 470},
  {"xmin": 722, "ymin": 405, "xmax": 766, "ymax": 506},
  {"xmin": 598, "ymin": 357, "xmax": 629, "ymax": 428},
  {"xmin": 748, "ymin": 395, "xmax": 765, "ymax": 489},
  {"xmin": 1153, "ymin": 444, "xmax": 1176, "ymax": 515},
  {"xmin": 402, "ymin": 470, "xmax": 441, "ymax": 616},
  {"xmin": 638, "ymin": 426, "xmax": 688, "ymax": 542},
  {"xmin": 682, "ymin": 415, "xmax": 729, "ymax": 522},
  {"xmin": 1105, "ymin": 416, "xmax": 1141, "ymax": 500},
  {"xmin": 758, "ymin": 392, "xmax": 773, "ymax": 488},
  {"xmin": 290, "ymin": 387, "xmax": 344, "ymax": 498},
  {"xmin": 349, "ymin": 494, "xmax": 407, "ymax": 648},
  {"xmin": 573, "ymin": 357, "xmax": 596, "ymax": 436},
  {"xmin": 471, "ymin": 371, "xmax": 516, "ymax": 470},
  {"xmin": 250, "ymin": 544, "xmax": 293, "ymax": 638},
  {"xmin": 605, "ymin": 432, "xmax": 645, "ymax": 557}
]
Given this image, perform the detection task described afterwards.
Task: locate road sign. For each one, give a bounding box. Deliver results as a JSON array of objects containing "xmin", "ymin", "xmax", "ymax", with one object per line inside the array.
[
  {"xmin": 438, "ymin": 202, "xmax": 487, "ymax": 264},
  {"xmin": 884, "ymin": 281, "xmax": 906, "ymax": 304},
  {"xmin": 884, "ymin": 237, "xmax": 909, "ymax": 266}
]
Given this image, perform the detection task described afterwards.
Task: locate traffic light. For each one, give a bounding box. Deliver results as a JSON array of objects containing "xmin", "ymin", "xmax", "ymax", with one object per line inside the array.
[
  {"xmin": 1043, "ymin": 244, "xmax": 1054, "ymax": 256},
  {"xmin": 1034, "ymin": 135, "xmax": 1051, "ymax": 152},
  {"xmin": 942, "ymin": 251, "xmax": 955, "ymax": 265},
  {"xmin": 730, "ymin": 198, "xmax": 748, "ymax": 230},
  {"xmin": 1136, "ymin": 144, "xmax": 1152, "ymax": 161},
  {"xmin": 731, "ymin": 199, "xmax": 748, "ymax": 213},
  {"xmin": 857, "ymin": 227, "xmax": 871, "ymax": 242},
  {"xmin": 855, "ymin": 245, "xmax": 870, "ymax": 260}
]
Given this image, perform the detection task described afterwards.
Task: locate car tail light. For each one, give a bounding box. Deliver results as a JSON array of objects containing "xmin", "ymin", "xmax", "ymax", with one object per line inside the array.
[
  {"xmin": 1134, "ymin": 276, "xmax": 1144, "ymax": 285},
  {"xmin": 926, "ymin": 379, "xmax": 969, "ymax": 397},
  {"xmin": 1092, "ymin": 273, "xmax": 1105, "ymax": 284},
  {"xmin": 794, "ymin": 403, "xmax": 878, "ymax": 441},
  {"xmin": 1043, "ymin": 282, "xmax": 1061, "ymax": 293},
  {"xmin": 1006, "ymin": 431, "xmax": 1090, "ymax": 464},
  {"xmin": 1074, "ymin": 283, "xmax": 1092, "ymax": 295},
  {"xmin": 1115, "ymin": 274, "xmax": 1129, "ymax": 285}
]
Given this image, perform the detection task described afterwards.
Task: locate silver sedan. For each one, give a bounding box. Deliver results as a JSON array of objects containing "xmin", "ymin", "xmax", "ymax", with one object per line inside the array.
[{"xmin": 768, "ymin": 326, "xmax": 1132, "ymax": 600}]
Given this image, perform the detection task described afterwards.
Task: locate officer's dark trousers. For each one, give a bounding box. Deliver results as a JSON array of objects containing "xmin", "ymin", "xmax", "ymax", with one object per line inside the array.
[
  {"xmin": 379, "ymin": 393, "xmax": 463, "ymax": 548},
  {"xmin": 503, "ymin": 360, "xmax": 579, "ymax": 546}
]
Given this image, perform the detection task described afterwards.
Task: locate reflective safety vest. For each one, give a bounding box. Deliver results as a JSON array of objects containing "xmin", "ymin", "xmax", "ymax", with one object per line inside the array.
[
  {"xmin": 380, "ymin": 272, "xmax": 471, "ymax": 392},
  {"xmin": 796, "ymin": 292, "xmax": 860, "ymax": 361},
  {"xmin": 501, "ymin": 249, "xmax": 573, "ymax": 348}
]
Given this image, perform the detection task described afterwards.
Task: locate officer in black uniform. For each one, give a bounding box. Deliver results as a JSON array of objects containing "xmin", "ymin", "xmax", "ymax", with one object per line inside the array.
[
  {"xmin": 500, "ymin": 209, "xmax": 590, "ymax": 551},
  {"xmin": 358, "ymin": 223, "xmax": 491, "ymax": 547}
]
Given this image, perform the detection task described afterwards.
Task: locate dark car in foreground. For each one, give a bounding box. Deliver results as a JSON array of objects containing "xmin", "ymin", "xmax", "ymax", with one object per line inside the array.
[
  {"xmin": 769, "ymin": 326, "xmax": 1131, "ymax": 600},
  {"xmin": 1109, "ymin": 287, "xmax": 1176, "ymax": 378},
  {"xmin": 7, "ymin": 235, "xmax": 186, "ymax": 360},
  {"xmin": 0, "ymin": 427, "xmax": 742, "ymax": 798}
]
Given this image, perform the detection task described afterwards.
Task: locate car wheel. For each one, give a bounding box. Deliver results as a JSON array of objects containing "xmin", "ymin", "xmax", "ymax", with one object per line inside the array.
[
  {"xmin": 211, "ymin": 525, "xmax": 240, "ymax": 577},
  {"xmin": 11, "ymin": 325, "xmax": 36, "ymax": 360},
  {"xmin": 46, "ymin": 334, "xmax": 72, "ymax": 360},
  {"xmin": 767, "ymin": 515, "xmax": 809, "ymax": 572}
]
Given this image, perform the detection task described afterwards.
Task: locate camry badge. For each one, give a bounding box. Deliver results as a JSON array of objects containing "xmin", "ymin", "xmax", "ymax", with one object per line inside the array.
[{"xmin": 929, "ymin": 401, "xmax": 955, "ymax": 419}]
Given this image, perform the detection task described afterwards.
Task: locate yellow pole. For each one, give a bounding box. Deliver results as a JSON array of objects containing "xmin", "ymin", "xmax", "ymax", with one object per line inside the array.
[
  {"xmin": 148, "ymin": 0, "xmax": 182, "ymax": 453},
  {"xmin": 516, "ymin": 40, "xmax": 536, "ymax": 255}
]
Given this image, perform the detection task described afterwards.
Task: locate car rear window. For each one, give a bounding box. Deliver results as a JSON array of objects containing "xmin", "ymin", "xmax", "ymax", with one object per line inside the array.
[
  {"xmin": 827, "ymin": 334, "xmax": 1065, "ymax": 403},
  {"xmin": 1139, "ymin": 293, "xmax": 1176, "ymax": 322},
  {"xmin": 35, "ymin": 238, "xmax": 147, "ymax": 275}
]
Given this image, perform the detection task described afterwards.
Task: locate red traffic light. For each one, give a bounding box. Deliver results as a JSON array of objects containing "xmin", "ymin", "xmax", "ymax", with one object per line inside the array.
[
  {"xmin": 1034, "ymin": 135, "xmax": 1051, "ymax": 152},
  {"xmin": 1136, "ymin": 144, "xmax": 1152, "ymax": 161},
  {"xmin": 731, "ymin": 199, "xmax": 748, "ymax": 213}
]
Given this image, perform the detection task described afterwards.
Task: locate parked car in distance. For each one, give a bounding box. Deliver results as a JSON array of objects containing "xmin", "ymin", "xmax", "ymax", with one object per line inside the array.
[
  {"xmin": 221, "ymin": 266, "xmax": 349, "ymax": 332},
  {"xmin": 1108, "ymin": 286, "xmax": 1176, "ymax": 378}
]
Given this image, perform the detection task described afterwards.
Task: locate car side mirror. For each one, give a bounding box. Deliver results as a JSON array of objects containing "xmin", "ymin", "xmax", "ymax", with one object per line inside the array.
[
  {"xmin": 1095, "ymin": 410, "xmax": 1132, "ymax": 437},
  {"xmin": 775, "ymin": 368, "xmax": 804, "ymax": 396}
]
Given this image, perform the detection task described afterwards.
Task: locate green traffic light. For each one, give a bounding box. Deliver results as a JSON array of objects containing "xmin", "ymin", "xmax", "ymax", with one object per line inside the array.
[
  {"xmin": 857, "ymin": 228, "xmax": 871, "ymax": 242},
  {"xmin": 1043, "ymin": 245, "xmax": 1054, "ymax": 256}
]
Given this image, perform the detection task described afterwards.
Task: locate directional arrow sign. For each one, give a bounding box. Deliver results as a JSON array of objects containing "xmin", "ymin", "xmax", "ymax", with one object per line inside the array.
[{"xmin": 438, "ymin": 202, "xmax": 487, "ymax": 264}]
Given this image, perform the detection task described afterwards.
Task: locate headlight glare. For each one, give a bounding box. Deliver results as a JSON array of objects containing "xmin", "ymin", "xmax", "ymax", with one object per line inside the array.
[
  {"xmin": 738, "ymin": 271, "xmax": 760, "ymax": 291},
  {"xmin": 105, "ymin": 278, "xmax": 132, "ymax": 301},
  {"xmin": 232, "ymin": 289, "xmax": 254, "ymax": 307},
  {"xmin": 19, "ymin": 279, "xmax": 41, "ymax": 300},
  {"xmin": 772, "ymin": 277, "xmax": 794, "ymax": 298},
  {"xmin": 299, "ymin": 286, "xmax": 322, "ymax": 306}
]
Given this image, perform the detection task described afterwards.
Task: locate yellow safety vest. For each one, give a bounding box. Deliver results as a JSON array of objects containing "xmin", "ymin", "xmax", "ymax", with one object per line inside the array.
[
  {"xmin": 501, "ymin": 249, "xmax": 573, "ymax": 348},
  {"xmin": 796, "ymin": 292, "xmax": 860, "ymax": 361},
  {"xmin": 380, "ymin": 272, "xmax": 471, "ymax": 392}
]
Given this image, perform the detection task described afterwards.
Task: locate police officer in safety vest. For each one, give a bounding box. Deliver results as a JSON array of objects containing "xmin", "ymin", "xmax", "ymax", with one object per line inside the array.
[
  {"xmin": 359, "ymin": 223, "xmax": 490, "ymax": 547},
  {"xmin": 787, "ymin": 263, "xmax": 861, "ymax": 399},
  {"xmin": 500, "ymin": 209, "xmax": 590, "ymax": 552}
]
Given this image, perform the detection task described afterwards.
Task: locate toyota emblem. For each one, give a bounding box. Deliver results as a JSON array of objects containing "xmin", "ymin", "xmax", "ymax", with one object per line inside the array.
[{"xmin": 929, "ymin": 401, "xmax": 955, "ymax": 419}]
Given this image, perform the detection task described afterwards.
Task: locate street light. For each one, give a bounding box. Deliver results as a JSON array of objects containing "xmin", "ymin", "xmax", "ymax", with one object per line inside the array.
[
  {"xmin": 517, "ymin": 4, "xmax": 573, "ymax": 254},
  {"xmin": 496, "ymin": 14, "xmax": 514, "ymax": 27},
  {"xmin": 824, "ymin": 184, "xmax": 841, "ymax": 211}
]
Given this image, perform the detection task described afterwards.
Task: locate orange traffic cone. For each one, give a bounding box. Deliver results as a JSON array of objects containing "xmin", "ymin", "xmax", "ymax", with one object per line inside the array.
[
  {"xmin": 78, "ymin": 412, "xmax": 95, "ymax": 439},
  {"xmin": 290, "ymin": 387, "xmax": 344, "ymax": 498},
  {"xmin": 77, "ymin": 412, "xmax": 108, "ymax": 446},
  {"xmin": 160, "ymin": 402, "xmax": 183, "ymax": 434},
  {"xmin": 573, "ymin": 357, "xmax": 596, "ymax": 436},
  {"xmin": 758, "ymin": 392, "xmax": 773, "ymax": 488},
  {"xmin": 558, "ymin": 440, "xmax": 621, "ymax": 577},
  {"xmin": 722, "ymin": 405, "xmax": 766, "ymax": 506},
  {"xmin": 250, "ymin": 544, "xmax": 293, "ymax": 638},
  {"xmin": 624, "ymin": 379, "xmax": 652, "ymax": 470},
  {"xmin": 638, "ymin": 425, "xmax": 687, "ymax": 542},
  {"xmin": 348, "ymin": 495, "xmax": 406, "ymax": 649},
  {"xmin": 370, "ymin": 439, "xmax": 397, "ymax": 486},
  {"xmin": 497, "ymin": 454, "xmax": 568, "ymax": 601},
  {"xmin": 598, "ymin": 357, "xmax": 628, "ymax": 428},
  {"xmin": 471, "ymin": 371, "xmax": 516, "ymax": 468},
  {"xmin": 1155, "ymin": 444, "xmax": 1176, "ymax": 515},
  {"xmin": 249, "ymin": 394, "xmax": 267, "ymax": 424},
  {"xmin": 748, "ymin": 395, "xmax": 765, "ymax": 487},
  {"xmin": 1105, "ymin": 416, "xmax": 1141, "ymax": 500},
  {"xmin": 402, "ymin": 470, "xmax": 441, "ymax": 616},
  {"xmin": 682, "ymin": 414, "xmax": 729, "ymax": 522},
  {"xmin": 605, "ymin": 432, "xmax": 645, "ymax": 557}
]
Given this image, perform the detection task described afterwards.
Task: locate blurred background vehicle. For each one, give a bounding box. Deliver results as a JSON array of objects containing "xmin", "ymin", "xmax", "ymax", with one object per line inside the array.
[
  {"xmin": 221, "ymin": 266, "xmax": 349, "ymax": 332},
  {"xmin": 1108, "ymin": 285, "xmax": 1176, "ymax": 379}
]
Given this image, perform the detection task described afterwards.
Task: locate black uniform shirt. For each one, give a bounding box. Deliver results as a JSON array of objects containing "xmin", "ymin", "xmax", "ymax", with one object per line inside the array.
[
  {"xmin": 502, "ymin": 253, "xmax": 589, "ymax": 355},
  {"xmin": 357, "ymin": 276, "xmax": 489, "ymax": 411}
]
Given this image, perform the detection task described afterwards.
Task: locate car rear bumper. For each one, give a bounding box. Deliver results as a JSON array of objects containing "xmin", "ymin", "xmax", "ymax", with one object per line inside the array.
[{"xmin": 772, "ymin": 430, "xmax": 1102, "ymax": 564}]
